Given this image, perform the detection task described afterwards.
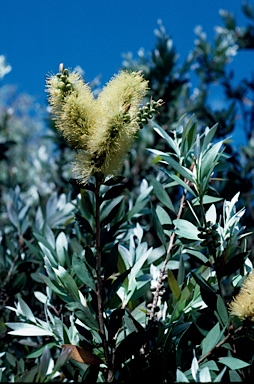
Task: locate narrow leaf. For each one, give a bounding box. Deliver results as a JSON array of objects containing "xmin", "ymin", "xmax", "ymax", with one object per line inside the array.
[
  {"xmin": 72, "ymin": 253, "xmax": 96, "ymax": 291},
  {"xmin": 6, "ymin": 323, "xmax": 53, "ymax": 336},
  {"xmin": 201, "ymin": 322, "xmax": 221, "ymax": 357},
  {"xmin": 168, "ymin": 270, "xmax": 181, "ymax": 299},
  {"xmin": 219, "ymin": 356, "xmax": 250, "ymax": 369},
  {"xmin": 105, "ymin": 268, "xmax": 131, "ymax": 304},
  {"xmin": 74, "ymin": 213, "xmax": 93, "ymax": 235},
  {"xmin": 102, "ymin": 184, "xmax": 126, "ymax": 201},
  {"xmin": 18, "ymin": 297, "xmax": 36, "ymax": 323},
  {"xmin": 200, "ymin": 141, "xmax": 223, "ymax": 180},
  {"xmin": 173, "ymin": 219, "xmax": 200, "ymax": 240},
  {"xmin": 151, "ymin": 203, "xmax": 167, "ymax": 248},
  {"xmin": 151, "ymin": 177, "xmax": 175, "ymax": 213},
  {"xmin": 153, "ymin": 123, "xmax": 180, "ymax": 155},
  {"xmin": 161, "ymin": 155, "xmax": 195, "ymax": 182},
  {"xmin": 216, "ymin": 295, "xmax": 229, "ymax": 327},
  {"xmin": 164, "ymin": 170, "xmax": 197, "ymax": 197}
]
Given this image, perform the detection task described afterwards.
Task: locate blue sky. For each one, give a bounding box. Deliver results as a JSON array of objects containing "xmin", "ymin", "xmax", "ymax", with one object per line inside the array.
[{"xmin": 0, "ymin": 1, "xmax": 249, "ymax": 106}]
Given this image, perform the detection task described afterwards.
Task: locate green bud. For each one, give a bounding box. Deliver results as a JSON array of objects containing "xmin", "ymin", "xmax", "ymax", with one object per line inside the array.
[{"xmin": 58, "ymin": 81, "xmax": 66, "ymax": 90}]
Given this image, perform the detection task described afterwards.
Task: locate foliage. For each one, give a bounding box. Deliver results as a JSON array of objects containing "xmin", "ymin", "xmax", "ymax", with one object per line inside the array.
[{"xmin": 2, "ymin": 1, "xmax": 254, "ymax": 383}]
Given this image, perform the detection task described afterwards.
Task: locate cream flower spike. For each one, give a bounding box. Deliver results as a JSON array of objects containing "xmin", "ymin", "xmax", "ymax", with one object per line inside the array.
[
  {"xmin": 46, "ymin": 64, "xmax": 97, "ymax": 150},
  {"xmin": 46, "ymin": 65, "xmax": 158, "ymax": 184},
  {"xmin": 229, "ymin": 271, "xmax": 254, "ymax": 322}
]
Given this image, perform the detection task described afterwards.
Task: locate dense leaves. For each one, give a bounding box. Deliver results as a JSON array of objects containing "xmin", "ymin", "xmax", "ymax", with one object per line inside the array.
[{"xmin": 2, "ymin": 2, "xmax": 254, "ymax": 383}]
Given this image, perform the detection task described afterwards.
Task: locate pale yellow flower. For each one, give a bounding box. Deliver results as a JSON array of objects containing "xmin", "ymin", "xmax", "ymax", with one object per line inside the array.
[
  {"xmin": 46, "ymin": 67, "xmax": 149, "ymax": 184},
  {"xmin": 46, "ymin": 70, "xmax": 97, "ymax": 150},
  {"xmin": 88, "ymin": 71, "xmax": 148, "ymax": 177},
  {"xmin": 229, "ymin": 271, "xmax": 254, "ymax": 322}
]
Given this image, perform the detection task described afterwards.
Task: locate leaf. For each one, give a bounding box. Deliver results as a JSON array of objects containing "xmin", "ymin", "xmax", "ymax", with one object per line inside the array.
[
  {"xmin": 201, "ymin": 124, "xmax": 218, "ymax": 152},
  {"xmin": 105, "ymin": 268, "xmax": 131, "ymax": 304},
  {"xmin": 191, "ymin": 354, "xmax": 199, "ymax": 381},
  {"xmin": 199, "ymin": 367, "xmax": 211, "ymax": 382},
  {"xmin": 126, "ymin": 197, "xmax": 150, "ymax": 220},
  {"xmin": 7, "ymin": 204, "xmax": 19, "ymax": 229},
  {"xmin": 201, "ymin": 322, "xmax": 221, "ymax": 357},
  {"xmin": 34, "ymin": 232, "xmax": 57, "ymax": 261},
  {"xmin": 176, "ymin": 369, "xmax": 189, "ymax": 382},
  {"xmin": 131, "ymin": 247, "xmax": 152, "ymax": 280},
  {"xmin": 62, "ymin": 344, "xmax": 102, "ymax": 365},
  {"xmin": 205, "ymin": 204, "xmax": 217, "ymax": 225},
  {"xmin": 75, "ymin": 309, "xmax": 99, "ymax": 330},
  {"xmin": 6, "ymin": 323, "xmax": 53, "ymax": 336},
  {"xmin": 191, "ymin": 271, "xmax": 218, "ymax": 309},
  {"xmin": 164, "ymin": 170, "xmax": 197, "ymax": 197},
  {"xmin": 72, "ymin": 253, "xmax": 96, "ymax": 291},
  {"xmin": 218, "ymin": 356, "xmax": 250, "ymax": 370},
  {"xmin": 74, "ymin": 213, "xmax": 93, "ymax": 235},
  {"xmin": 168, "ymin": 270, "xmax": 181, "ymax": 299},
  {"xmin": 26, "ymin": 343, "xmax": 57, "ymax": 358},
  {"xmin": 39, "ymin": 274, "xmax": 70, "ymax": 302},
  {"xmin": 43, "ymin": 224, "xmax": 55, "ymax": 249},
  {"xmin": 185, "ymin": 249, "xmax": 209, "ymax": 265},
  {"xmin": 199, "ymin": 360, "xmax": 219, "ymax": 372},
  {"xmin": 181, "ymin": 116, "xmax": 197, "ymax": 155},
  {"xmin": 23, "ymin": 238, "xmax": 40, "ymax": 258},
  {"xmin": 103, "ymin": 176, "xmax": 125, "ymax": 186},
  {"xmin": 192, "ymin": 195, "xmax": 223, "ymax": 206},
  {"xmin": 102, "ymin": 184, "xmax": 126, "ymax": 201},
  {"xmin": 16, "ymin": 366, "xmax": 38, "ymax": 382},
  {"xmin": 200, "ymin": 141, "xmax": 223, "ymax": 181},
  {"xmin": 66, "ymin": 302, "xmax": 99, "ymax": 330},
  {"xmin": 216, "ymin": 295, "xmax": 229, "ymax": 328},
  {"xmin": 220, "ymin": 252, "xmax": 249, "ymax": 278},
  {"xmin": 151, "ymin": 203, "xmax": 167, "ymax": 248},
  {"xmin": 17, "ymin": 297, "xmax": 36, "ymax": 323},
  {"xmin": 100, "ymin": 197, "xmax": 124, "ymax": 226},
  {"xmin": 36, "ymin": 346, "xmax": 51, "ymax": 382},
  {"xmin": 161, "ymin": 155, "xmax": 195, "ymax": 183},
  {"xmin": 56, "ymin": 231, "xmax": 68, "ymax": 266},
  {"xmin": 213, "ymin": 366, "xmax": 227, "ymax": 382},
  {"xmin": 173, "ymin": 219, "xmax": 200, "ymax": 240},
  {"xmin": 52, "ymin": 346, "xmax": 73, "ymax": 375},
  {"xmin": 104, "ymin": 242, "xmax": 119, "ymax": 280},
  {"xmin": 53, "ymin": 265, "xmax": 79, "ymax": 300},
  {"xmin": 151, "ymin": 177, "xmax": 175, "ymax": 213},
  {"xmin": 153, "ymin": 123, "xmax": 180, "ymax": 155}
]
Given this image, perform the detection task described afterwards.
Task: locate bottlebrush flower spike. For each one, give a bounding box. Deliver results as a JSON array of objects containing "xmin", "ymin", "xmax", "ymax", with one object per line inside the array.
[
  {"xmin": 229, "ymin": 271, "xmax": 254, "ymax": 322},
  {"xmin": 46, "ymin": 64, "xmax": 157, "ymax": 184},
  {"xmin": 46, "ymin": 67, "xmax": 97, "ymax": 150}
]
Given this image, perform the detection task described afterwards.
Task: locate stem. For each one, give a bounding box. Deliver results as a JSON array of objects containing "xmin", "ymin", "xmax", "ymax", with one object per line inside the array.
[
  {"xmin": 94, "ymin": 177, "xmax": 113, "ymax": 381},
  {"xmin": 149, "ymin": 183, "xmax": 188, "ymax": 321},
  {"xmin": 198, "ymin": 325, "xmax": 243, "ymax": 364}
]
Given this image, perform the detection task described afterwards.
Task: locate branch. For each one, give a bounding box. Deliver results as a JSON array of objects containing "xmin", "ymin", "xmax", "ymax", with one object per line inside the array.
[
  {"xmin": 198, "ymin": 325, "xmax": 243, "ymax": 365},
  {"xmin": 94, "ymin": 177, "xmax": 113, "ymax": 381},
  {"xmin": 149, "ymin": 181, "xmax": 189, "ymax": 321}
]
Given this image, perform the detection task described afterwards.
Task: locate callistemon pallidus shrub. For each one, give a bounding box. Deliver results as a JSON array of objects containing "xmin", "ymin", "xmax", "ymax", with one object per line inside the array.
[{"xmin": 46, "ymin": 65, "xmax": 161, "ymax": 184}]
